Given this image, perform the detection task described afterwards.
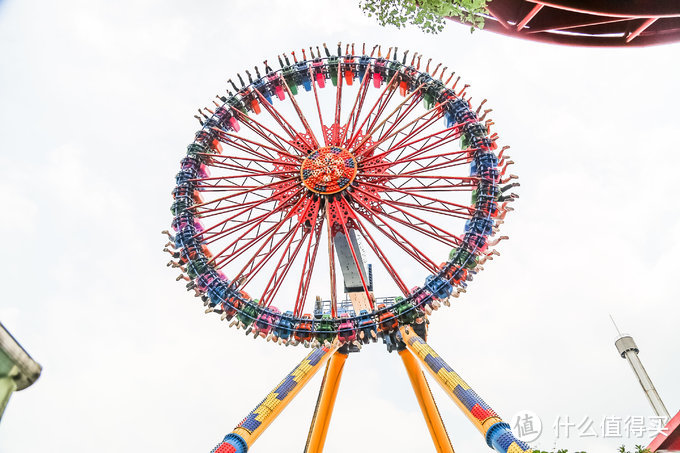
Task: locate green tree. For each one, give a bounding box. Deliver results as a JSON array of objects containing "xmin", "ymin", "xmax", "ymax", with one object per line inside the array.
[
  {"xmin": 532, "ymin": 449, "xmax": 571, "ymax": 453},
  {"xmin": 358, "ymin": 0, "xmax": 488, "ymax": 34},
  {"xmin": 618, "ymin": 445, "xmax": 651, "ymax": 453}
]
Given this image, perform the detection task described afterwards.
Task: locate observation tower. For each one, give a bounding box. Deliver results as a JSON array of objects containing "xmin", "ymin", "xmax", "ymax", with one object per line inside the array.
[
  {"xmin": 611, "ymin": 319, "xmax": 680, "ymax": 452},
  {"xmin": 614, "ymin": 332, "xmax": 670, "ymax": 420}
]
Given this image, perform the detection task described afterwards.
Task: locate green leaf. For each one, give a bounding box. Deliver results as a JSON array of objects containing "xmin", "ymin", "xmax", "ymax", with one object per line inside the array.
[{"xmin": 358, "ymin": 0, "xmax": 488, "ymax": 34}]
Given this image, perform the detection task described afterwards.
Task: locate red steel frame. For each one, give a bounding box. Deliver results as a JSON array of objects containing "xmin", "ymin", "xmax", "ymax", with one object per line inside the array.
[
  {"xmin": 449, "ymin": 0, "xmax": 680, "ymax": 47},
  {"xmin": 189, "ymin": 64, "xmax": 480, "ymax": 318}
]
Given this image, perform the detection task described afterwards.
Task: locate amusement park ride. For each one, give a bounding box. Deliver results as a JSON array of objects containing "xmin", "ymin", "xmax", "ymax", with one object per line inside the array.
[{"xmin": 165, "ymin": 42, "xmax": 528, "ymax": 452}]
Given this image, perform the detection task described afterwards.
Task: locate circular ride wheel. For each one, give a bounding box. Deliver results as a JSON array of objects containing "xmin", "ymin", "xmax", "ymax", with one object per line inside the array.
[{"xmin": 167, "ymin": 43, "xmax": 516, "ymax": 348}]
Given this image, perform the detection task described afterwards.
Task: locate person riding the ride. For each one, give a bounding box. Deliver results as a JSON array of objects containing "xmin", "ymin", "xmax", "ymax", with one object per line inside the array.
[
  {"xmin": 376, "ymin": 303, "xmax": 398, "ymax": 333},
  {"xmin": 315, "ymin": 314, "xmax": 335, "ymax": 346}
]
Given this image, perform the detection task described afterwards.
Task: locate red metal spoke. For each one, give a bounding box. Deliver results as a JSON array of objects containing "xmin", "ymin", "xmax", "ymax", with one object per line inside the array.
[
  {"xmin": 362, "ymin": 122, "xmax": 467, "ymax": 168},
  {"xmin": 367, "ymin": 91, "xmax": 461, "ymax": 159},
  {"xmin": 198, "ymin": 152, "xmax": 286, "ymax": 169},
  {"xmin": 345, "ymin": 72, "xmax": 412, "ymax": 151},
  {"xmin": 194, "ymin": 193, "xmax": 276, "ymax": 221},
  {"xmin": 250, "ymin": 86, "xmax": 301, "ymax": 141},
  {"xmin": 361, "ymin": 79, "xmax": 425, "ymax": 138},
  {"xmin": 366, "ymin": 204, "xmax": 462, "ymax": 250},
  {"xmin": 219, "ymin": 217, "xmax": 297, "ymax": 277},
  {"xmin": 199, "ymin": 202, "xmax": 281, "ymax": 241},
  {"xmin": 321, "ymin": 58, "xmax": 346, "ymax": 147},
  {"xmin": 361, "ymin": 105, "xmax": 449, "ymax": 165},
  {"xmin": 193, "ymin": 174, "xmax": 287, "ymax": 194},
  {"xmin": 333, "ymin": 58, "xmax": 344, "ymax": 129},
  {"xmin": 259, "ymin": 229, "xmax": 311, "ymax": 307},
  {"xmin": 350, "ymin": 187, "xmax": 463, "ymax": 249},
  {"xmin": 234, "ymin": 225, "xmax": 299, "ymax": 296},
  {"xmin": 193, "ymin": 179, "xmax": 258, "ymax": 190},
  {"xmin": 198, "ymin": 160, "xmax": 295, "ymax": 178},
  {"xmin": 205, "ymin": 187, "xmax": 303, "ymax": 260},
  {"xmin": 329, "ymin": 199, "xmax": 374, "ymax": 309},
  {"xmin": 359, "ymin": 173, "xmax": 476, "ymax": 183},
  {"xmin": 294, "ymin": 219, "xmax": 323, "ymax": 316},
  {"xmin": 210, "ymin": 213, "xmax": 289, "ymax": 267},
  {"xmin": 360, "ymin": 148, "xmax": 469, "ymax": 174},
  {"xmin": 191, "ymin": 176, "xmax": 298, "ymax": 210},
  {"xmin": 194, "ymin": 197, "xmax": 271, "ymax": 224},
  {"xmin": 310, "ymin": 65, "xmax": 328, "ymax": 146},
  {"xmin": 358, "ymin": 181, "xmax": 475, "ymax": 218},
  {"xmin": 384, "ymin": 177, "xmax": 475, "ymax": 195},
  {"xmin": 253, "ymin": 197, "xmax": 316, "ymax": 301},
  {"xmin": 235, "ymin": 107, "xmax": 304, "ymax": 156},
  {"xmin": 202, "ymin": 209, "xmax": 284, "ymax": 249},
  {"xmin": 280, "ymin": 76, "xmax": 320, "ymax": 149},
  {"xmin": 384, "ymin": 181, "xmax": 475, "ymax": 192},
  {"xmin": 259, "ymin": 198, "xmax": 321, "ymax": 306},
  {"xmin": 341, "ymin": 65, "xmax": 374, "ymax": 144},
  {"xmin": 380, "ymin": 192, "xmax": 472, "ymax": 221},
  {"xmin": 211, "ymin": 128, "xmax": 297, "ymax": 162},
  {"xmin": 395, "ymin": 157, "xmax": 475, "ymax": 177},
  {"xmin": 232, "ymin": 104, "xmax": 310, "ymax": 156},
  {"xmin": 353, "ymin": 87, "xmax": 440, "ymax": 159},
  {"xmin": 201, "ymin": 200, "xmax": 287, "ymax": 246},
  {"xmin": 201, "ymin": 156, "xmax": 290, "ymax": 176},
  {"xmin": 347, "ymin": 194, "xmax": 441, "ymax": 273},
  {"xmin": 367, "ymin": 91, "xmax": 423, "ymax": 156},
  {"xmin": 216, "ymin": 195, "xmax": 307, "ymax": 272},
  {"xmin": 325, "ymin": 206, "xmax": 338, "ymax": 317},
  {"xmin": 212, "ymin": 119, "xmax": 298, "ymax": 162},
  {"xmin": 380, "ymin": 110, "xmax": 478, "ymax": 166},
  {"xmin": 362, "ymin": 81, "xmax": 399, "ymax": 139},
  {"xmin": 367, "ymin": 161, "xmax": 476, "ymax": 196},
  {"xmin": 195, "ymin": 185, "xmax": 270, "ymax": 193},
  {"xmin": 337, "ymin": 197, "xmax": 410, "ymax": 295},
  {"xmin": 191, "ymin": 170, "xmax": 294, "ymax": 185}
]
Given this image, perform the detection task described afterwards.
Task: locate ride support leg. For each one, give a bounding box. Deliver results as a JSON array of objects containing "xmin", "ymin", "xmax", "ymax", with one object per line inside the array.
[
  {"xmin": 211, "ymin": 342, "xmax": 340, "ymax": 453},
  {"xmin": 304, "ymin": 349, "xmax": 349, "ymax": 453},
  {"xmin": 398, "ymin": 326, "xmax": 532, "ymax": 453},
  {"xmin": 398, "ymin": 349, "xmax": 454, "ymax": 453}
]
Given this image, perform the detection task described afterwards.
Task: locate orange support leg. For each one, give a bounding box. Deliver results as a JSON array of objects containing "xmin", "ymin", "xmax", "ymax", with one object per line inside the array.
[
  {"xmin": 304, "ymin": 350, "xmax": 348, "ymax": 453},
  {"xmin": 399, "ymin": 349, "xmax": 455, "ymax": 453}
]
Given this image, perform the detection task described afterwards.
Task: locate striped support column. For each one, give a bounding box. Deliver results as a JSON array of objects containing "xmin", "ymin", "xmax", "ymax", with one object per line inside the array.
[
  {"xmin": 398, "ymin": 326, "xmax": 532, "ymax": 453},
  {"xmin": 211, "ymin": 342, "xmax": 340, "ymax": 453}
]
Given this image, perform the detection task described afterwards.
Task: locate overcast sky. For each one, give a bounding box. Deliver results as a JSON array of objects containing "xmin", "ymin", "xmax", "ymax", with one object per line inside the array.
[{"xmin": 1, "ymin": 1, "xmax": 679, "ymax": 452}]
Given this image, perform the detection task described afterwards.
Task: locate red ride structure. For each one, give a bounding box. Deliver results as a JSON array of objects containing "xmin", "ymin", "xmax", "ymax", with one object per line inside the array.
[
  {"xmin": 449, "ymin": 0, "xmax": 680, "ymax": 46},
  {"xmin": 167, "ymin": 43, "xmax": 529, "ymax": 453}
]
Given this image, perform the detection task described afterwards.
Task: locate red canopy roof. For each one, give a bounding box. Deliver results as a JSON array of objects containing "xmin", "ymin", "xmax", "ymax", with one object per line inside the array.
[
  {"xmin": 447, "ymin": 0, "xmax": 680, "ymax": 46},
  {"xmin": 649, "ymin": 410, "xmax": 680, "ymax": 452}
]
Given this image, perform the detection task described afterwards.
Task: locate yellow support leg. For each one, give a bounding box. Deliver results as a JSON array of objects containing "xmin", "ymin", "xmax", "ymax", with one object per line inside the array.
[
  {"xmin": 211, "ymin": 342, "xmax": 340, "ymax": 453},
  {"xmin": 399, "ymin": 349, "xmax": 455, "ymax": 453},
  {"xmin": 304, "ymin": 350, "xmax": 349, "ymax": 453},
  {"xmin": 398, "ymin": 326, "xmax": 533, "ymax": 453}
]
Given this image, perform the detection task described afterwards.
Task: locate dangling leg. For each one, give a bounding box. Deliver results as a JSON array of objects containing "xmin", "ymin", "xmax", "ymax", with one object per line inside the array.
[
  {"xmin": 398, "ymin": 349, "xmax": 454, "ymax": 453},
  {"xmin": 398, "ymin": 326, "xmax": 533, "ymax": 453},
  {"xmin": 211, "ymin": 341, "xmax": 340, "ymax": 453},
  {"xmin": 304, "ymin": 347, "xmax": 349, "ymax": 453}
]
